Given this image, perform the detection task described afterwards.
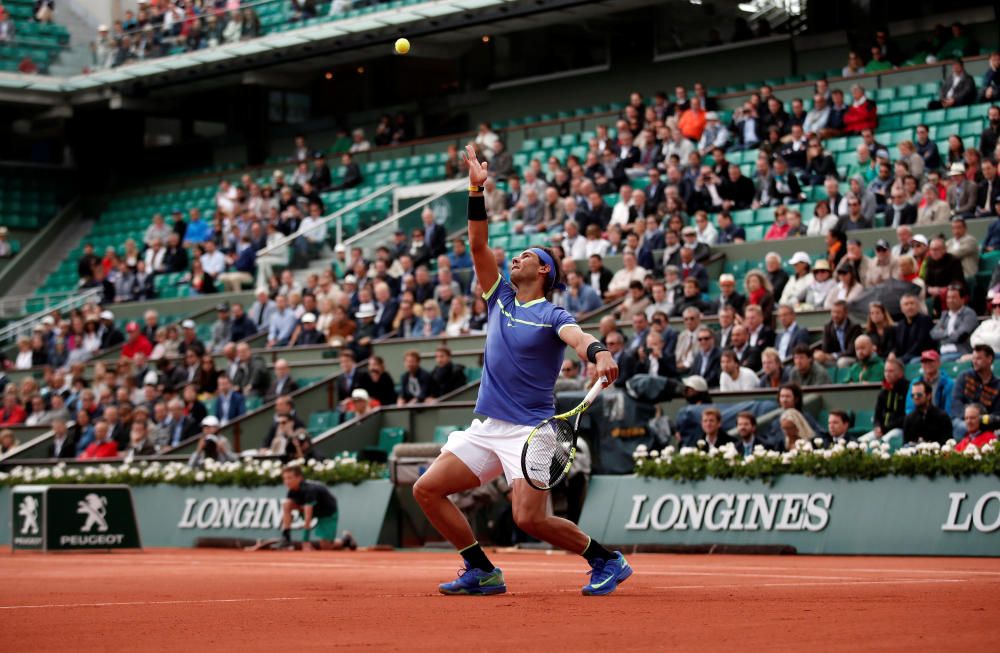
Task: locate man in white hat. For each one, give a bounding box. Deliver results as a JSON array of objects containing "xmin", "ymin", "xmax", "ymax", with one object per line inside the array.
[
  {"xmin": 291, "ymin": 312, "xmax": 324, "ymax": 347},
  {"xmin": 98, "ymin": 310, "xmax": 124, "ymax": 349},
  {"xmin": 946, "ymin": 162, "xmax": 977, "ymax": 218},
  {"xmin": 188, "ymin": 416, "xmax": 237, "ymax": 467},
  {"xmin": 697, "ymin": 112, "xmax": 730, "ymax": 155},
  {"xmin": 178, "ymin": 319, "xmax": 205, "ymax": 356},
  {"xmin": 348, "ymin": 388, "xmax": 374, "ymax": 418}
]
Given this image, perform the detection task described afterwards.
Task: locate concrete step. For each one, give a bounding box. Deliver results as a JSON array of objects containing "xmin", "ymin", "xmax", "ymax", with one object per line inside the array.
[{"xmin": 6, "ymin": 216, "xmax": 94, "ymax": 297}]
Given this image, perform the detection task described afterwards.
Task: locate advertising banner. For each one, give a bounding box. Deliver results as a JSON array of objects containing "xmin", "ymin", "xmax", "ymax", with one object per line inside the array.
[
  {"xmin": 578, "ymin": 475, "xmax": 1000, "ymax": 556},
  {"xmin": 11, "ymin": 485, "xmax": 141, "ymax": 551}
]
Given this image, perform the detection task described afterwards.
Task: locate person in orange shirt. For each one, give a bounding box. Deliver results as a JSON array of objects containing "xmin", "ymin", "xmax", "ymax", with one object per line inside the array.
[{"xmin": 678, "ymin": 97, "xmax": 707, "ymax": 141}]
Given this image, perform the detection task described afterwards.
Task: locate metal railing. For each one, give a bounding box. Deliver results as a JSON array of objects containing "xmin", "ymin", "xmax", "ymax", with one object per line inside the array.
[
  {"xmin": 255, "ymin": 184, "xmax": 396, "ymax": 260},
  {"xmin": 343, "ymin": 179, "xmax": 466, "ymax": 256},
  {"xmin": 0, "ymin": 287, "xmax": 101, "ymax": 345}
]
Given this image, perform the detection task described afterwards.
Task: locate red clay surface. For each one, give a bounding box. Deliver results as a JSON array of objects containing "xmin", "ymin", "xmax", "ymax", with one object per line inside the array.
[{"xmin": 1, "ymin": 548, "xmax": 998, "ymax": 652}]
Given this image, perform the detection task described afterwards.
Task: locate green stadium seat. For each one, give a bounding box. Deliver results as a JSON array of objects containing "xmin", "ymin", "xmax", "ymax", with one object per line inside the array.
[
  {"xmin": 364, "ymin": 427, "xmax": 406, "ymax": 458},
  {"xmin": 434, "ymin": 425, "xmax": 460, "ymax": 443},
  {"xmin": 464, "ymin": 367, "xmax": 482, "ymax": 383},
  {"xmin": 308, "ymin": 410, "xmax": 342, "ymax": 436}
]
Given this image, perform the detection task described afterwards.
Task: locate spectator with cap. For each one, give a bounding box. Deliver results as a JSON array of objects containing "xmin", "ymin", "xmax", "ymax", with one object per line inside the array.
[
  {"xmin": 290, "ymin": 313, "xmax": 324, "ymax": 347},
  {"xmin": 864, "ymin": 239, "xmax": 898, "ymax": 287},
  {"xmin": 99, "ymin": 310, "xmax": 124, "ymax": 349},
  {"xmin": 177, "ymin": 319, "xmax": 205, "ymax": 356},
  {"xmin": 930, "ymin": 285, "xmax": 978, "ymax": 362},
  {"xmin": 345, "ymin": 388, "xmax": 377, "ymax": 419},
  {"xmin": 779, "ymin": 253, "xmax": 813, "ymax": 305},
  {"xmin": 121, "ymin": 322, "xmax": 153, "ymax": 359},
  {"xmin": 904, "ymin": 350, "xmax": 954, "ymax": 415},
  {"xmin": 946, "ymin": 163, "xmax": 977, "ymax": 217},
  {"xmin": 188, "ymin": 416, "xmax": 238, "ymax": 467}
]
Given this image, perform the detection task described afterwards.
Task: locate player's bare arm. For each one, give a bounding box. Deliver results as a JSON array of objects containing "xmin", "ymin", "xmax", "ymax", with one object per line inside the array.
[
  {"xmin": 464, "ymin": 143, "xmax": 499, "ymax": 294},
  {"xmin": 560, "ymin": 325, "xmax": 618, "ymax": 386}
]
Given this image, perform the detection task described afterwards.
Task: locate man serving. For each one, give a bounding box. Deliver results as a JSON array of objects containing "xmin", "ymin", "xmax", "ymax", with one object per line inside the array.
[{"xmin": 412, "ymin": 145, "xmax": 627, "ymax": 596}]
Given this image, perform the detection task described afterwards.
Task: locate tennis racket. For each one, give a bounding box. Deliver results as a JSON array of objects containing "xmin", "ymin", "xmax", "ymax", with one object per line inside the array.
[{"xmin": 521, "ymin": 376, "xmax": 607, "ymax": 491}]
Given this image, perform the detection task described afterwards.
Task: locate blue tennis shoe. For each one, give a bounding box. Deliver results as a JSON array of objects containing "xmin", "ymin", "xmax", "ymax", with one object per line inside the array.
[
  {"xmin": 582, "ymin": 551, "xmax": 632, "ymax": 596},
  {"xmin": 439, "ymin": 562, "xmax": 507, "ymax": 596}
]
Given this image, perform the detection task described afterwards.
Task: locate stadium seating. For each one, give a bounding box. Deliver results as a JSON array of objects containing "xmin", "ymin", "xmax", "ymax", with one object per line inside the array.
[{"xmin": 0, "ymin": 0, "xmax": 70, "ymax": 73}]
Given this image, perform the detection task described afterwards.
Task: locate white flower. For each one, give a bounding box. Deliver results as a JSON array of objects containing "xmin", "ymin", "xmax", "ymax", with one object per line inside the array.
[
  {"xmin": 744, "ymin": 455, "xmax": 755, "ymax": 464},
  {"xmin": 880, "ymin": 452, "xmax": 890, "ymax": 460},
  {"xmin": 194, "ymin": 471, "xmax": 206, "ymax": 482},
  {"xmin": 963, "ymin": 444, "xmax": 979, "ymax": 456},
  {"xmin": 649, "ymin": 450, "xmax": 660, "ymax": 459},
  {"xmin": 813, "ymin": 437, "xmax": 824, "ymax": 447}
]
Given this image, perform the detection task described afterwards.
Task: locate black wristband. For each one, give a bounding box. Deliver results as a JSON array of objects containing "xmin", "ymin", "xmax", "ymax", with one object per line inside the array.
[
  {"xmin": 468, "ymin": 195, "xmax": 487, "ymax": 222},
  {"xmin": 587, "ymin": 341, "xmax": 609, "ymax": 364}
]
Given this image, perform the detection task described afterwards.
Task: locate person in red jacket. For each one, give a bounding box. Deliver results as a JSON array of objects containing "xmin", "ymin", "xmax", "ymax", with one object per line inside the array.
[
  {"xmin": 0, "ymin": 393, "xmax": 26, "ymax": 426},
  {"xmin": 844, "ymin": 83, "xmax": 878, "ymax": 134},
  {"xmin": 955, "ymin": 404, "xmax": 996, "ymax": 452},
  {"xmin": 121, "ymin": 322, "xmax": 153, "ymax": 359},
  {"xmin": 79, "ymin": 419, "xmax": 120, "ymax": 460}
]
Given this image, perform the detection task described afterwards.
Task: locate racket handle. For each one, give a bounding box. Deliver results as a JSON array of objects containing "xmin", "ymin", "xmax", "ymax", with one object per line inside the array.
[{"xmin": 583, "ymin": 375, "xmax": 608, "ymax": 407}]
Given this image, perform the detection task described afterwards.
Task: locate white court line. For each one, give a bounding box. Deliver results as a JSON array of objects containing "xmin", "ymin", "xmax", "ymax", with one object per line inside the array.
[
  {"xmin": 0, "ymin": 596, "xmax": 307, "ymax": 611},
  {"xmin": 655, "ymin": 578, "xmax": 967, "ymax": 590}
]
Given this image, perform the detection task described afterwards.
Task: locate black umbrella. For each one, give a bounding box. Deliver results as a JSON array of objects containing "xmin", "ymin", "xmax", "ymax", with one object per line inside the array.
[{"xmin": 847, "ymin": 278, "xmax": 921, "ymax": 322}]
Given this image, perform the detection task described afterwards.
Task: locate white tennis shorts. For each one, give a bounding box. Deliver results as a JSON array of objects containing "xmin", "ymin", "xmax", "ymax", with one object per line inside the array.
[{"xmin": 442, "ymin": 417, "xmax": 533, "ymax": 485}]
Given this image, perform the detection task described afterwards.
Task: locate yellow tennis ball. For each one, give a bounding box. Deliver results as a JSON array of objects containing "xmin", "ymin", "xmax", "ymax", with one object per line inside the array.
[{"xmin": 395, "ymin": 38, "xmax": 410, "ymax": 55}]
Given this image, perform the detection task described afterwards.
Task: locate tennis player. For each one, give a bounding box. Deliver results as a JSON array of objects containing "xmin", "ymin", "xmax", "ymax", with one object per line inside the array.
[{"xmin": 412, "ymin": 144, "xmax": 631, "ymax": 596}]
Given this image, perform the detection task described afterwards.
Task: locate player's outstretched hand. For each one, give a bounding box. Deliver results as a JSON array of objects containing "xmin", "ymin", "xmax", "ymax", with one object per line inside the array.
[
  {"xmin": 465, "ymin": 144, "xmax": 488, "ymax": 186},
  {"xmin": 595, "ymin": 351, "xmax": 618, "ymax": 386}
]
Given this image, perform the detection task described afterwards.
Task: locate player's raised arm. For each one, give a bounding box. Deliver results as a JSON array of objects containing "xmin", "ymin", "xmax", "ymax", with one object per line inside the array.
[
  {"xmin": 464, "ymin": 143, "xmax": 499, "ymax": 294},
  {"xmin": 559, "ymin": 324, "xmax": 618, "ymax": 386}
]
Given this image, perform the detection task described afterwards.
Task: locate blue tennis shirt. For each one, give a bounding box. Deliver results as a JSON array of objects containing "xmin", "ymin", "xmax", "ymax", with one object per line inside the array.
[{"xmin": 475, "ymin": 276, "xmax": 577, "ymax": 426}]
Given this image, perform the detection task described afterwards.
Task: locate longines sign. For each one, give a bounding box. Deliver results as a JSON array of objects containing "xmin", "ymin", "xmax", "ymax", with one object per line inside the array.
[
  {"xmin": 624, "ymin": 493, "xmax": 833, "ymax": 533},
  {"xmin": 579, "ymin": 476, "xmax": 1000, "ymax": 556},
  {"xmin": 177, "ymin": 497, "xmax": 307, "ymax": 530}
]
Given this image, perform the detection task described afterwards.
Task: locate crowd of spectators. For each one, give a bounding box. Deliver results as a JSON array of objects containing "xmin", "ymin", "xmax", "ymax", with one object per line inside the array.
[
  {"xmin": 89, "ymin": 0, "xmax": 400, "ymax": 70},
  {"xmin": 6, "ymin": 30, "xmax": 1000, "ymax": 466}
]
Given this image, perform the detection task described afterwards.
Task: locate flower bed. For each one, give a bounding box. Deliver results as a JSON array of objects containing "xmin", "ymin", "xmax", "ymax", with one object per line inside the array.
[
  {"xmin": 0, "ymin": 456, "xmax": 386, "ymax": 488},
  {"xmin": 633, "ymin": 439, "xmax": 1000, "ymax": 482}
]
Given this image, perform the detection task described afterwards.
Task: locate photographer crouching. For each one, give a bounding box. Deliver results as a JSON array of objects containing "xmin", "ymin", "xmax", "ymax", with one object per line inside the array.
[{"xmin": 279, "ymin": 464, "xmax": 356, "ymax": 551}]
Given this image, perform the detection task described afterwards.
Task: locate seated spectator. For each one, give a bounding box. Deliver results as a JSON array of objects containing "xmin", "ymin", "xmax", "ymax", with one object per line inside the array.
[
  {"xmin": 930, "ymin": 285, "xmax": 978, "ymax": 361},
  {"xmin": 894, "ymin": 293, "xmax": 935, "ymax": 364},
  {"xmin": 619, "ymin": 280, "xmax": 652, "ymax": 320},
  {"xmin": 861, "ymin": 359, "xmax": 909, "ymax": 443},
  {"xmin": 699, "ymin": 407, "xmax": 734, "ymax": 449},
  {"xmin": 955, "ymin": 404, "xmax": 997, "ymax": 452},
  {"xmin": 971, "ymin": 295, "xmax": 1000, "ymax": 351},
  {"xmin": 843, "ymin": 84, "xmax": 877, "ymax": 134},
  {"xmin": 789, "ymin": 344, "xmax": 831, "ymax": 386},
  {"xmin": 79, "ymin": 420, "xmax": 119, "ymax": 460},
  {"xmin": 47, "ymin": 418, "xmax": 76, "ymax": 459},
  {"xmin": 815, "ymin": 300, "xmax": 863, "ymax": 368},
  {"xmin": 924, "ymin": 238, "xmax": 966, "ymax": 310},
  {"xmin": 778, "ymin": 409, "xmax": 814, "ymax": 451},
  {"xmin": 728, "ymin": 325, "xmax": 761, "ymax": 371},
  {"xmin": 187, "ymin": 417, "xmax": 238, "ymax": 467},
  {"xmin": 605, "ymin": 251, "xmax": 649, "ymax": 300},
  {"xmin": 679, "ymin": 227, "xmax": 711, "ymax": 264},
  {"xmin": 719, "ymin": 350, "xmax": 758, "ymax": 391},
  {"xmin": 670, "ymin": 278, "xmax": 712, "ymax": 317},
  {"xmin": 555, "ymin": 360, "xmax": 586, "ymax": 393},
  {"xmin": 946, "ymin": 163, "xmax": 977, "ymax": 218},
  {"xmin": 947, "ymin": 217, "xmax": 979, "ymax": 278},
  {"xmin": 950, "ymin": 345, "xmax": 1000, "ymax": 437},
  {"xmin": 564, "ymin": 270, "xmax": 602, "ymax": 319},
  {"xmin": 634, "ymin": 329, "xmax": 676, "ymax": 379},
  {"xmin": 975, "ymin": 158, "xmax": 999, "ymax": 218},
  {"xmin": 846, "ymin": 335, "xmax": 884, "ymax": 383},
  {"xmin": 758, "ymin": 348, "xmax": 788, "ymax": 388},
  {"xmin": 929, "ymin": 60, "xmax": 977, "ymax": 109},
  {"xmin": 903, "ymin": 380, "xmax": 954, "ymax": 445},
  {"xmin": 826, "ymin": 410, "xmax": 852, "ymax": 446},
  {"xmin": 824, "ymin": 264, "xmax": 863, "ymax": 309},
  {"xmin": 806, "ymin": 201, "xmax": 838, "ymax": 237},
  {"xmin": 213, "ymin": 375, "xmax": 245, "ymax": 425},
  {"xmin": 430, "ymin": 347, "xmax": 465, "ymax": 399},
  {"xmin": 398, "ymin": 350, "xmax": 432, "ymax": 405},
  {"xmin": 835, "ymin": 193, "xmax": 874, "ymax": 233},
  {"xmin": 689, "ymin": 327, "xmax": 721, "ymax": 389},
  {"xmin": 767, "ymin": 157, "xmax": 805, "ymax": 205}
]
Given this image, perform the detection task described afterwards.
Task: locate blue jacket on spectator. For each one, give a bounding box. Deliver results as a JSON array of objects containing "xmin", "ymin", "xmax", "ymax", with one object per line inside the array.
[
  {"xmin": 185, "ymin": 218, "xmax": 212, "ymax": 244},
  {"xmin": 414, "ymin": 316, "xmax": 445, "ymax": 337},
  {"xmin": 984, "ymin": 220, "xmax": 1000, "ymax": 252},
  {"xmin": 214, "ymin": 390, "xmax": 246, "ymax": 423},
  {"xmin": 448, "ymin": 250, "xmax": 472, "ymax": 270},
  {"xmin": 904, "ymin": 372, "xmax": 954, "ymax": 416},
  {"xmin": 565, "ymin": 283, "xmax": 602, "ymax": 316}
]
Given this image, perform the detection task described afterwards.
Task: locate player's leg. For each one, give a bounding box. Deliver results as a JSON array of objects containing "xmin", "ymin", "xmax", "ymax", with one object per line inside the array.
[
  {"xmin": 412, "ymin": 451, "xmax": 482, "ymax": 549},
  {"xmin": 280, "ymin": 500, "xmax": 299, "ymax": 548},
  {"xmin": 510, "ymin": 480, "xmax": 632, "ymax": 596},
  {"xmin": 413, "ymin": 449, "xmax": 506, "ymax": 595}
]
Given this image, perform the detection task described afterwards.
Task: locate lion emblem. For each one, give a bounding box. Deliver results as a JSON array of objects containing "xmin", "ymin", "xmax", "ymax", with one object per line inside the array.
[
  {"xmin": 18, "ymin": 495, "xmax": 39, "ymax": 535},
  {"xmin": 77, "ymin": 494, "xmax": 109, "ymax": 533}
]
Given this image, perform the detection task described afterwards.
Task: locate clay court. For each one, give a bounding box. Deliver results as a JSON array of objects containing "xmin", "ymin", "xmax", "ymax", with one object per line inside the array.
[{"xmin": 1, "ymin": 549, "xmax": 998, "ymax": 651}]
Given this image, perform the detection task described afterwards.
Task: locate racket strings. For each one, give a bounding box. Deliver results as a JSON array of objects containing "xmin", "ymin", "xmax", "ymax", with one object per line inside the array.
[{"xmin": 524, "ymin": 419, "xmax": 575, "ymax": 488}]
